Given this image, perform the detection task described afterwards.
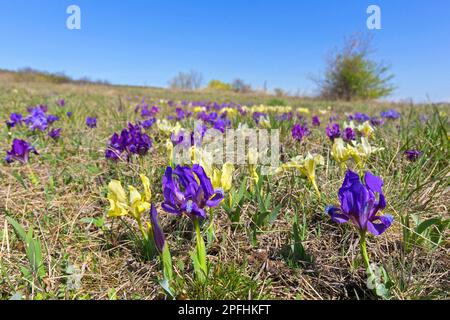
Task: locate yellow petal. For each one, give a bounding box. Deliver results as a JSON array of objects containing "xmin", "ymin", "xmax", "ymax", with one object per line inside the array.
[
  {"xmin": 211, "ymin": 168, "xmax": 221, "ymax": 190},
  {"xmin": 128, "ymin": 185, "xmax": 142, "ymax": 207},
  {"xmin": 108, "ymin": 180, "xmax": 127, "ymax": 204},
  {"xmin": 140, "ymin": 174, "xmax": 152, "ymax": 202},
  {"xmin": 221, "ymin": 162, "xmax": 234, "ymax": 191}
]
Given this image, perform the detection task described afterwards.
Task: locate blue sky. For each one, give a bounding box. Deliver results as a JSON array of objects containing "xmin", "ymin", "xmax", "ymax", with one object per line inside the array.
[{"xmin": 0, "ymin": 0, "xmax": 449, "ymax": 102}]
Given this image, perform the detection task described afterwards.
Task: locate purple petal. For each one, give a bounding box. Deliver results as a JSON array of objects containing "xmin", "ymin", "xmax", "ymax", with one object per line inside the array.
[
  {"xmin": 367, "ymin": 214, "xmax": 394, "ymax": 236},
  {"xmin": 326, "ymin": 206, "xmax": 349, "ymax": 224},
  {"xmin": 364, "ymin": 171, "xmax": 384, "ymax": 194}
]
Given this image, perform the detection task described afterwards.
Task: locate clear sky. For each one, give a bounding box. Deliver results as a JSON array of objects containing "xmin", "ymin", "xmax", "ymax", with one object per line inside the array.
[{"xmin": 0, "ymin": 0, "xmax": 449, "ymax": 102}]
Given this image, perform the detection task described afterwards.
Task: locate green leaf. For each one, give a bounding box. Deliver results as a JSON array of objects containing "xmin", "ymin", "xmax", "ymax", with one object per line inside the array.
[{"xmin": 6, "ymin": 216, "xmax": 27, "ymax": 241}]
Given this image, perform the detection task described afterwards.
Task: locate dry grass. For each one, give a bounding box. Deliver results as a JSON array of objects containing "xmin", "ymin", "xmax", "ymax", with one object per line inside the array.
[{"xmin": 0, "ymin": 76, "xmax": 449, "ymax": 300}]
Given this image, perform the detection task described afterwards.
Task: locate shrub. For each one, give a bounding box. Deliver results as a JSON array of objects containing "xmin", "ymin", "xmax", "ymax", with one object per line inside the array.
[
  {"xmin": 207, "ymin": 79, "xmax": 232, "ymax": 91},
  {"xmin": 317, "ymin": 35, "xmax": 395, "ymax": 101}
]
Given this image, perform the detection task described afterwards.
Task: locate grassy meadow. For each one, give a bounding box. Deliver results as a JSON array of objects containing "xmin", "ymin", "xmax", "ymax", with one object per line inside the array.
[{"xmin": 0, "ymin": 71, "xmax": 448, "ymax": 300}]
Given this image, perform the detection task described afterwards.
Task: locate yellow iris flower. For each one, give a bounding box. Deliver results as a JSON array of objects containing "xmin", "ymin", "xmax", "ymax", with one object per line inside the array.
[
  {"xmin": 277, "ymin": 153, "xmax": 324, "ymax": 197},
  {"xmin": 211, "ymin": 162, "xmax": 234, "ymax": 192},
  {"xmin": 107, "ymin": 175, "xmax": 153, "ymax": 236},
  {"xmin": 331, "ymin": 138, "xmax": 352, "ymax": 170},
  {"xmin": 347, "ymin": 137, "xmax": 384, "ymax": 168}
]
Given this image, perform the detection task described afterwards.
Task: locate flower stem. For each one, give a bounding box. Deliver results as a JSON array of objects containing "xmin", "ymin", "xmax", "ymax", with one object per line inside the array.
[
  {"xmin": 193, "ymin": 218, "xmax": 207, "ymax": 282},
  {"xmin": 27, "ymin": 164, "xmax": 39, "ymax": 186},
  {"xmin": 360, "ymin": 231, "xmax": 373, "ymax": 276},
  {"xmin": 311, "ymin": 179, "xmax": 321, "ymax": 198}
]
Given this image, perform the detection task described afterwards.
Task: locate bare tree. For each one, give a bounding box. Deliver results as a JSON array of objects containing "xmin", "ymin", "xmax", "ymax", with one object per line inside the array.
[
  {"xmin": 169, "ymin": 70, "xmax": 203, "ymax": 90},
  {"xmin": 231, "ymin": 78, "xmax": 252, "ymax": 93}
]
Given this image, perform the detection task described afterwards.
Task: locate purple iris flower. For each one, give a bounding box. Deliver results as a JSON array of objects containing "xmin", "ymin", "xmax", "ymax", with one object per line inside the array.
[
  {"xmin": 105, "ymin": 132, "xmax": 125, "ymax": 161},
  {"xmin": 56, "ymin": 99, "xmax": 65, "ymax": 107},
  {"xmin": 212, "ymin": 118, "xmax": 230, "ymax": 133},
  {"xmin": 253, "ymin": 112, "xmax": 267, "ymax": 124},
  {"xmin": 161, "ymin": 165, "xmax": 224, "ymax": 220},
  {"xmin": 197, "ymin": 111, "xmax": 209, "ymax": 122},
  {"xmin": 312, "ymin": 116, "xmax": 321, "ymax": 127},
  {"xmin": 370, "ymin": 117, "xmax": 385, "ymax": 127},
  {"xmin": 141, "ymin": 106, "xmax": 159, "ymax": 118},
  {"xmin": 46, "ymin": 114, "xmax": 60, "ymax": 124},
  {"xmin": 6, "ymin": 113, "xmax": 23, "ymax": 128},
  {"xmin": 27, "ymin": 104, "xmax": 48, "ymax": 113},
  {"xmin": 24, "ymin": 107, "xmax": 48, "ymax": 131},
  {"xmin": 381, "ymin": 109, "xmax": 400, "ymax": 120},
  {"xmin": 48, "ymin": 128, "xmax": 62, "ymax": 140},
  {"xmin": 4, "ymin": 139, "xmax": 39, "ymax": 164},
  {"xmin": 207, "ymin": 112, "xmax": 218, "ymax": 122},
  {"xmin": 291, "ymin": 123, "xmax": 310, "ymax": 142},
  {"xmin": 150, "ymin": 203, "xmax": 165, "ymax": 252},
  {"xmin": 66, "ymin": 111, "xmax": 73, "ymax": 118},
  {"xmin": 176, "ymin": 108, "xmax": 185, "ymax": 120},
  {"xmin": 141, "ymin": 118, "xmax": 156, "ymax": 129},
  {"xmin": 342, "ymin": 127, "xmax": 356, "ymax": 142},
  {"xmin": 86, "ymin": 117, "xmax": 97, "ymax": 128},
  {"xmin": 171, "ymin": 130, "xmax": 186, "ymax": 146},
  {"xmin": 278, "ymin": 112, "xmax": 293, "ymax": 121},
  {"xmin": 327, "ymin": 170, "xmax": 393, "ymax": 236},
  {"xmin": 419, "ymin": 114, "xmax": 429, "ymax": 123},
  {"xmin": 326, "ymin": 123, "xmax": 341, "ymax": 141},
  {"xmin": 350, "ymin": 113, "xmax": 370, "ymax": 123},
  {"xmin": 404, "ymin": 150, "xmax": 422, "ymax": 162},
  {"xmin": 105, "ymin": 123, "xmax": 152, "ymax": 161}
]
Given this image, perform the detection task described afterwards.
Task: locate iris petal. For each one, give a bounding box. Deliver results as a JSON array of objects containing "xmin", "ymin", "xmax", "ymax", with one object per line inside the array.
[{"xmin": 367, "ymin": 214, "xmax": 394, "ymax": 236}]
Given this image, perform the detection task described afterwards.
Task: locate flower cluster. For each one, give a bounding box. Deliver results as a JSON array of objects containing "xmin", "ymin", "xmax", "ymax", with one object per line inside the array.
[
  {"xmin": 291, "ymin": 123, "xmax": 310, "ymax": 142},
  {"xmin": 162, "ymin": 164, "xmax": 224, "ymax": 220},
  {"xmin": 105, "ymin": 123, "xmax": 152, "ymax": 161},
  {"xmin": 4, "ymin": 139, "xmax": 39, "ymax": 164}
]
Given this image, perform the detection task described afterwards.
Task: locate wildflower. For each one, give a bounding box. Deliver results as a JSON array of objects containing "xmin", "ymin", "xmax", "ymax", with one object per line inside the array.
[
  {"xmin": 404, "ymin": 149, "xmax": 422, "ymax": 162},
  {"xmin": 381, "ymin": 109, "xmax": 400, "ymax": 120},
  {"xmin": 46, "ymin": 114, "xmax": 60, "ymax": 124},
  {"xmin": 312, "ymin": 115, "xmax": 321, "ymax": 126},
  {"xmin": 6, "ymin": 113, "xmax": 23, "ymax": 128},
  {"xmin": 370, "ymin": 117, "xmax": 384, "ymax": 127},
  {"xmin": 48, "ymin": 128, "xmax": 62, "ymax": 140},
  {"xmin": 211, "ymin": 162, "xmax": 234, "ymax": 192},
  {"xmin": 350, "ymin": 112, "xmax": 370, "ymax": 123},
  {"xmin": 157, "ymin": 119, "xmax": 182, "ymax": 136},
  {"xmin": 161, "ymin": 165, "xmax": 224, "ymax": 220},
  {"xmin": 347, "ymin": 137, "xmax": 384, "ymax": 168},
  {"xmin": 342, "ymin": 127, "xmax": 356, "ymax": 142},
  {"xmin": 248, "ymin": 147, "xmax": 260, "ymax": 187},
  {"xmin": 297, "ymin": 107, "xmax": 310, "ymax": 114},
  {"xmin": 277, "ymin": 153, "xmax": 324, "ymax": 197},
  {"xmin": 212, "ymin": 118, "xmax": 230, "ymax": 132},
  {"xmin": 56, "ymin": 99, "xmax": 65, "ymax": 107},
  {"xmin": 107, "ymin": 180, "xmax": 129, "ymax": 217},
  {"xmin": 107, "ymin": 175, "xmax": 158, "ymax": 244},
  {"xmin": 24, "ymin": 106, "xmax": 48, "ymax": 131},
  {"xmin": 66, "ymin": 111, "xmax": 73, "ymax": 118},
  {"xmin": 331, "ymin": 138, "xmax": 351, "ymax": 168},
  {"xmin": 326, "ymin": 123, "xmax": 341, "ymax": 141},
  {"xmin": 326, "ymin": 170, "xmax": 393, "ymax": 236},
  {"xmin": 141, "ymin": 118, "xmax": 156, "ymax": 129},
  {"xmin": 105, "ymin": 123, "xmax": 152, "ymax": 161},
  {"xmin": 4, "ymin": 139, "xmax": 38, "ymax": 164},
  {"xmin": 357, "ymin": 121, "xmax": 375, "ymax": 138},
  {"xmin": 149, "ymin": 203, "xmax": 165, "ymax": 252},
  {"xmin": 86, "ymin": 117, "xmax": 97, "ymax": 128},
  {"xmin": 291, "ymin": 123, "xmax": 310, "ymax": 142}
]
